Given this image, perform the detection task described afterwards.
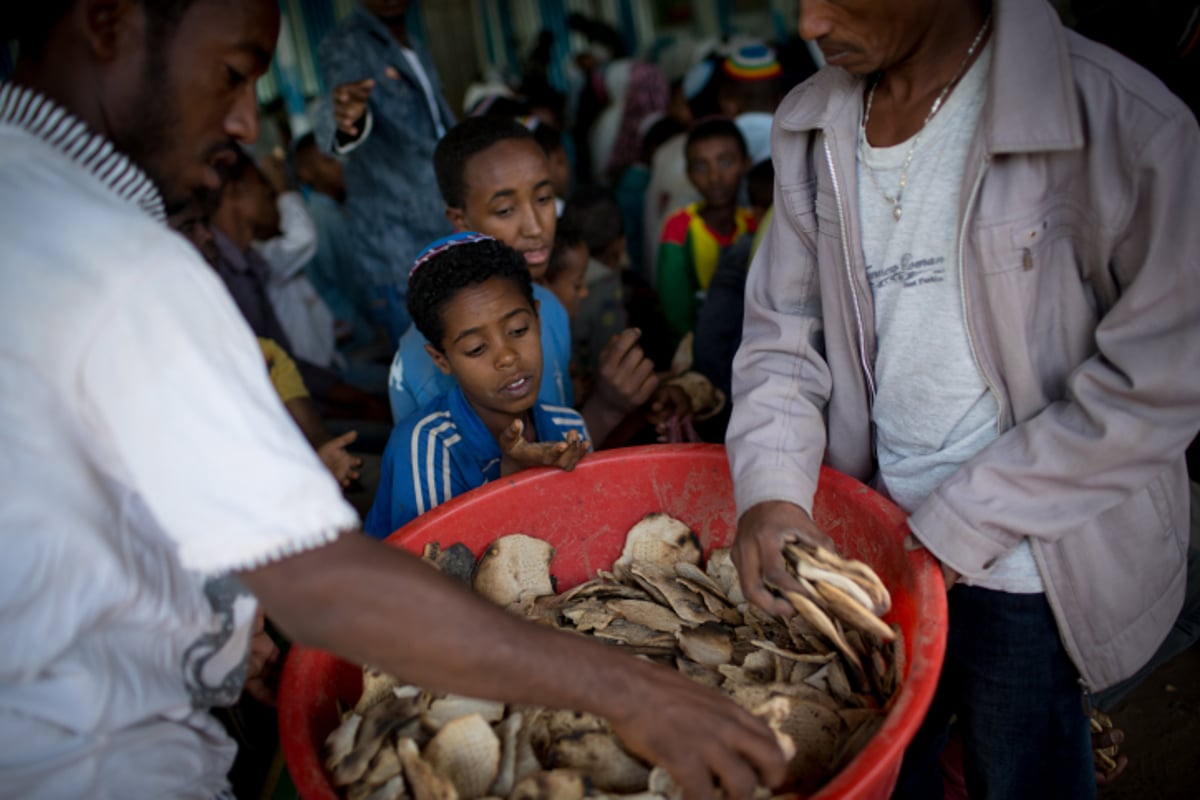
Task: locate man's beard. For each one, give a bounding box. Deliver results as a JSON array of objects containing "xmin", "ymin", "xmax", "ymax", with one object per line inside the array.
[{"xmin": 111, "ymin": 44, "xmax": 189, "ymax": 210}]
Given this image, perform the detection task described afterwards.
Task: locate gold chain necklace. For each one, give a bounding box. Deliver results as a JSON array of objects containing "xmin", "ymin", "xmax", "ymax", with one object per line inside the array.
[{"xmin": 859, "ymin": 15, "xmax": 992, "ymax": 222}]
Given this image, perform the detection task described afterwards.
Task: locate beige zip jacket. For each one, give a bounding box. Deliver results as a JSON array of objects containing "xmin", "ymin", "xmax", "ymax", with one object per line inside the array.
[{"xmin": 727, "ymin": 0, "xmax": 1200, "ymax": 691}]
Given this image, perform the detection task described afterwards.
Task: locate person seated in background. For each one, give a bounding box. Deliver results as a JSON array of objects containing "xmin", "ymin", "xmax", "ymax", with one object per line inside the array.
[
  {"xmin": 388, "ymin": 117, "xmax": 659, "ymax": 446},
  {"xmin": 292, "ymin": 133, "xmax": 378, "ymax": 357},
  {"xmin": 168, "ymin": 201, "xmax": 364, "ymax": 489},
  {"xmin": 250, "ymin": 153, "xmax": 339, "ymax": 371},
  {"xmin": 717, "ymin": 44, "xmax": 784, "ymax": 167},
  {"xmin": 656, "ymin": 117, "xmax": 757, "ymax": 343},
  {"xmin": 207, "ymin": 152, "xmax": 390, "ymax": 423},
  {"xmin": 693, "ymin": 159, "xmax": 775, "ymax": 436},
  {"xmin": 365, "ymin": 234, "xmax": 590, "ymax": 538}
]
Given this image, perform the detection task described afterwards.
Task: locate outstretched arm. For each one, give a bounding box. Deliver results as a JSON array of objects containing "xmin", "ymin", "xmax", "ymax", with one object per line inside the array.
[{"xmin": 240, "ymin": 533, "xmax": 786, "ymax": 800}]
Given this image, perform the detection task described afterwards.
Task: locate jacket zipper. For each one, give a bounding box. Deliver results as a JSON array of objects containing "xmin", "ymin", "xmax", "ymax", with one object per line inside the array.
[
  {"xmin": 957, "ymin": 154, "xmax": 1004, "ymax": 431},
  {"xmin": 824, "ymin": 138, "xmax": 877, "ymax": 403}
]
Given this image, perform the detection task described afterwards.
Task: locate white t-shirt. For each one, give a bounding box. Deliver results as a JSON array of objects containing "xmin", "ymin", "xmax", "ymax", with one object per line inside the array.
[
  {"xmin": 0, "ymin": 88, "xmax": 360, "ymax": 796},
  {"xmin": 856, "ymin": 42, "xmax": 1043, "ymax": 594}
]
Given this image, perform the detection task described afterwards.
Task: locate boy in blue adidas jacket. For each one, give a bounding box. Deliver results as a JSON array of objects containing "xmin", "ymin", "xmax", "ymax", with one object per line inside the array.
[{"xmin": 365, "ymin": 233, "xmax": 590, "ymax": 538}]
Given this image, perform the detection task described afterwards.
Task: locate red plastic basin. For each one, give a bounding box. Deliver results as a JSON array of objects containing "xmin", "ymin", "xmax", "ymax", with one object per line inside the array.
[{"xmin": 279, "ymin": 443, "xmax": 947, "ymax": 799}]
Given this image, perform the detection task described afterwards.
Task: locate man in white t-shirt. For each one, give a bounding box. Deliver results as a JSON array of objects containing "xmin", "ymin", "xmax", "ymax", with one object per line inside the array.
[
  {"xmin": 727, "ymin": 0, "xmax": 1200, "ymax": 797},
  {"xmin": 0, "ymin": 2, "xmax": 785, "ymax": 798}
]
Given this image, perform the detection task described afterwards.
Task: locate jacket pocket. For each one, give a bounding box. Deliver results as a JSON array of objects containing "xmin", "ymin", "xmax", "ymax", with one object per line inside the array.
[{"xmin": 973, "ymin": 196, "xmax": 1090, "ymax": 276}]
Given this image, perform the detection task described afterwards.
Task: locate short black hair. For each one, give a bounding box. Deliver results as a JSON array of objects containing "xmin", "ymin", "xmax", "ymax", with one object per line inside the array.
[
  {"xmin": 407, "ymin": 238, "xmax": 536, "ymax": 352},
  {"xmin": 12, "ymin": 1, "xmax": 198, "ymax": 60},
  {"xmin": 561, "ymin": 185, "xmax": 624, "ymax": 257},
  {"xmin": 686, "ymin": 116, "xmax": 748, "ymax": 160},
  {"xmin": 434, "ymin": 117, "xmax": 538, "ymax": 208},
  {"xmin": 545, "ymin": 217, "xmax": 587, "ymax": 283}
]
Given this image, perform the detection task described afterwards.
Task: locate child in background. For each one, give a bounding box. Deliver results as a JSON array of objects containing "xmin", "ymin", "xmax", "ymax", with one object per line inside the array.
[
  {"xmin": 544, "ymin": 219, "xmax": 590, "ymax": 320},
  {"xmin": 525, "ymin": 117, "xmax": 572, "ymax": 214},
  {"xmin": 656, "ymin": 118, "xmax": 757, "ymax": 343},
  {"xmin": 388, "ymin": 116, "xmax": 660, "ymax": 446},
  {"xmin": 365, "ymin": 234, "xmax": 589, "ymax": 537},
  {"xmin": 563, "ymin": 186, "xmax": 675, "ymax": 380},
  {"xmin": 542, "ymin": 220, "xmax": 592, "ymax": 402},
  {"xmin": 693, "ymin": 159, "xmax": 776, "ymax": 434}
]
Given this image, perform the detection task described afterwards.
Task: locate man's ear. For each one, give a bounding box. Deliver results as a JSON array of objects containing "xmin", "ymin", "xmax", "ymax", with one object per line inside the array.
[
  {"xmin": 82, "ymin": 0, "xmax": 142, "ymax": 62},
  {"xmin": 445, "ymin": 206, "xmax": 467, "ymax": 231},
  {"xmin": 424, "ymin": 343, "xmax": 453, "ymax": 375}
]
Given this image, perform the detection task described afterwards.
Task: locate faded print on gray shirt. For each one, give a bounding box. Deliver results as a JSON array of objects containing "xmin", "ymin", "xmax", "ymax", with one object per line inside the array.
[{"xmin": 856, "ymin": 41, "xmax": 1042, "ymax": 593}]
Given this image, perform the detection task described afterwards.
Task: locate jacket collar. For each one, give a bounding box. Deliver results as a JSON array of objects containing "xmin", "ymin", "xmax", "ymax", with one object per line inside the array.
[
  {"xmin": 0, "ymin": 83, "xmax": 166, "ymax": 222},
  {"xmin": 778, "ymin": 0, "xmax": 1083, "ymax": 155}
]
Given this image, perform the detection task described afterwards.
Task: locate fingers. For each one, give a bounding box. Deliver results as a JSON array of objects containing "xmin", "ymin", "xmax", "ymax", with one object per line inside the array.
[
  {"xmin": 335, "ymin": 78, "xmax": 375, "ymax": 101},
  {"xmin": 331, "ymin": 429, "xmax": 358, "ymax": 447},
  {"xmin": 671, "ymin": 755, "xmax": 716, "ymax": 800},
  {"xmin": 498, "ymin": 419, "xmax": 525, "ymax": 453},
  {"xmin": 600, "ymin": 327, "xmax": 643, "ymax": 362},
  {"xmin": 333, "ymin": 79, "xmax": 374, "ymax": 135},
  {"xmin": 733, "ymin": 536, "xmax": 796, "ymax": 618},
  {"xmin": 1095, "ymin": 754, "xmax": 1128, "ymax": 786}
]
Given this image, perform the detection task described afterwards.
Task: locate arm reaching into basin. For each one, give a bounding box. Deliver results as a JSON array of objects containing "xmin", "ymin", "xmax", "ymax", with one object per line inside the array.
[{"xmin": 240, "ymin": 532, "xmax": 787, "ymax": 800}]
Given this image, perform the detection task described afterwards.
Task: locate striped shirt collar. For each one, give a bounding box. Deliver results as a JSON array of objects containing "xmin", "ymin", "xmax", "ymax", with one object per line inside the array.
[{"xmin": 0, "ymin": 83, "xmax": 166, "ymax": 223}]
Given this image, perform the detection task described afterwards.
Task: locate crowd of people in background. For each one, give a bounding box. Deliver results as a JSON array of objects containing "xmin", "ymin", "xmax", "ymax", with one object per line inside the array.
[
  {"xmin": 5, "ymin": 0, "xmax": 1198, "ymax": 797},
  {"xmin": 202, "ymin": 2, "xmax": 832, "ymax": 520}
]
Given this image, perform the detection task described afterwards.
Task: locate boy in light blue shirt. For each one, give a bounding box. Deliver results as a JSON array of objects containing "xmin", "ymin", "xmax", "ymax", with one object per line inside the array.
[{"xmin": 366, "ymin": 234, "xmax": 589, "ymax": 538}]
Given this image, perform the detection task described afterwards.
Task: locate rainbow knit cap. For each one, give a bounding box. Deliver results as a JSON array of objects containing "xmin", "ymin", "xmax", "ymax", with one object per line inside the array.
[{"xmin": 723, "ymin": 44, "xmax": 782, "ymax": 82}]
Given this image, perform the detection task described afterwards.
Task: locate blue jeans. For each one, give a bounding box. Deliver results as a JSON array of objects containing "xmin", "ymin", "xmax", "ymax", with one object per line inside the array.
[{"xmin": 893, "ymin": 585, "xmax": 1096, "ymax": 800}]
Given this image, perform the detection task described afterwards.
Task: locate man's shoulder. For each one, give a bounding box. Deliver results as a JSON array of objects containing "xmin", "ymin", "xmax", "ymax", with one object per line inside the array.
[
  {"xmin": 774, "ymin": 68, "xmax": 858, "ymax": 134},
  {"xmin": 0, "ymin": 135, "xmax": 209, "ymax": 322},
  {"xmin": 1065, "ymin": 29, "xmax": 1194, "ymax": 127}
]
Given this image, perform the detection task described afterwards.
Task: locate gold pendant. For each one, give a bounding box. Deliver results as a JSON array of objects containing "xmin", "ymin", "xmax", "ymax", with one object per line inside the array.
[{"xmin": 893, "ymin": 205, "xmax": 902, "ymax": 221}]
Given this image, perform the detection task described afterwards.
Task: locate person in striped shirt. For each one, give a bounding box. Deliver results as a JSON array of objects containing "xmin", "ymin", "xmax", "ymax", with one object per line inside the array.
[
  {"xmin": 365, "ymin": 234, "xmax": 590, "ymax": 538},
  {"xmin": 656, "ymin": 118, "xmax": 757, "ymax": 342}
]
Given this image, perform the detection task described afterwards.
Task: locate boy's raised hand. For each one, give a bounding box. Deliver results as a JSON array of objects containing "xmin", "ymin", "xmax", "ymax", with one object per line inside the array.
[
  {"xmin": 596, "ymin": 328, "xmax": 659, "ymax": 412},
  {"xmin": 499, "ymin": 420, "xmax": 589, "ymax": 476}
]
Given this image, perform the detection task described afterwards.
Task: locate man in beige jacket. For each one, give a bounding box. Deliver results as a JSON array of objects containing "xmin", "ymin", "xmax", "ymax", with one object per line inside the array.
[{"xmin": 726, "ymin": 0, "xmax": 1200, "ymax": 797}]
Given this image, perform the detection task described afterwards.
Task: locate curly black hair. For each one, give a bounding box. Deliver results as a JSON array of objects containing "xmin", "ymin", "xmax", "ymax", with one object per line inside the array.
[
  {"xmin": 434, "ymin": 117, "xmax": 538, "ymax": 209},
  {"xmin": 408, "ymin": 238, "xmax": 536, "ymax": 352}
]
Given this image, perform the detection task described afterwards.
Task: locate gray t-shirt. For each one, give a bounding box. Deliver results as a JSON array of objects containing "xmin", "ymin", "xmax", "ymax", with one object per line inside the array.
[{"xmin": 857, "ymin": 42, "xmax": 1042, "ymax": 593}]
